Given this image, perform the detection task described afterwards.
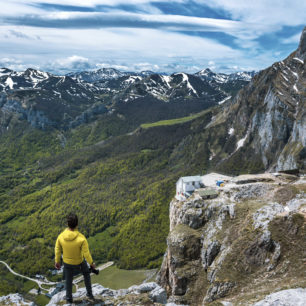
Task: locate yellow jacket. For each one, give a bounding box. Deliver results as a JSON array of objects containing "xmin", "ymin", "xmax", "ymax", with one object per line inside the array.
[{"xmin": 55, "ymin": 228, "xmax": 93, "ymax": 265}]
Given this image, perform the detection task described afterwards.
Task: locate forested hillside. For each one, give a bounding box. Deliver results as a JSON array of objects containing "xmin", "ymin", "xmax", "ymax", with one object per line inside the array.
[{"xmin": 0, "ymin": 104, "xmax": 218, "ymax": 295}]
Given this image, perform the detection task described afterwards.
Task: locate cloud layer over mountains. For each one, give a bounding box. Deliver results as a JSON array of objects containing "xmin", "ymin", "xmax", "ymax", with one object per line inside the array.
[{"xmin": 0, "ymin": 0, "xmax": 304, "ymax": 74}]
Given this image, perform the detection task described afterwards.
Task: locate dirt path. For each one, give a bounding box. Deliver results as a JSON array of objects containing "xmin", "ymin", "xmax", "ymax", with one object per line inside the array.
[
  {"xmin": 1, "ymin": 260, "xmax": 114, "ymax": 291},
  {"xmin": 0, "ymin": 260, "xmax": 57, "ymax": 289}
]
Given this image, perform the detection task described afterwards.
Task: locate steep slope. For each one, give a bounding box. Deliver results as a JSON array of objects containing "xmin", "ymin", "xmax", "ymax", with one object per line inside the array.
[
  {"xmin": 157, "ymin": 173, "xmax": 306, "ymax": 305},
  {"xmin": 205, "ymin": 27, "xmax": 306, "ymax": 173}
]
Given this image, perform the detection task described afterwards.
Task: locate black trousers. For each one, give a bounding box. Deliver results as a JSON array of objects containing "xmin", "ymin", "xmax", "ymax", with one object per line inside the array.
[{"xmin": 63, "ymin": 261, "xmax": 92, "ymax": 301}]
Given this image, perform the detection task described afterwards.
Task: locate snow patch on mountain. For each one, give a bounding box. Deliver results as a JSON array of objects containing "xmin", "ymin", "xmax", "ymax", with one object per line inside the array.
[
  {"xmin": 293, "ymin": 57, "xmax": 304, "ymax": 64},
  {"xmin": 161, "ymin": 75, "xmax": 171, "ymax": 88},
  {"xmin": 195, "ymin": 68, "xmax": 255, "ymax": 84},
  {"xmin": 293, "ymin": 84, "xmax": 299, "ymax": 93},
  {"xmin": 228, "ymin": 127, "xmax": 234, "ymax": 136},
  {"xmin": 236, "ymin": 134, "xmax": 247, "ymax": 150},
  {"xmin": 218, "ymin": 96, "xmax": 231, "ymax": 105},
  {"xmin": 5, "ymin": 77, "xmax": 16, "ymax": 89}
]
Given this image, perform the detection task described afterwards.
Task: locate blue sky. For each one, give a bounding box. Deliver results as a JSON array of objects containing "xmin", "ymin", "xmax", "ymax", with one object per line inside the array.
[{"xmin": 0, "ymin": 0, "xmax": 304, "ymax": 74}]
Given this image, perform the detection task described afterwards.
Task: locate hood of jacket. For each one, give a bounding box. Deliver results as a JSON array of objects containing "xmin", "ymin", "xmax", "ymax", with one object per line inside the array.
[{"xmin": 62, "ymin": 228, "xmax": 79, "ymax": 241}]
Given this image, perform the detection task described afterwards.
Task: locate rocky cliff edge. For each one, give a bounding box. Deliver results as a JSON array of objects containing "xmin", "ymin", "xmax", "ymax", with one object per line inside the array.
[{"xmin": 157, "ymin": 172, "xmax": 306, "ymax": 305}]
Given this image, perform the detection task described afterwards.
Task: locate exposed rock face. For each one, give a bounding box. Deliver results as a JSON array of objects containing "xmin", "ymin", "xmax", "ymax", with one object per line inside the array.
[
  {"xmin": 157, "ymin": 173, "xmax": 306, "ymax": 305},
  {"xmin": 0, "ymin": 94, "xmax": 56, "ymax": 129},
  {"xmin": 47, "ymin": 282, "xmax": 167, "ymax": 305},
  {"xmin": 207, "ymin": 27, "xmax": 306, "ymax": 173},
  {"xmin": 0, "ymin": 293, "xmax": 34, "ymax": 305},
  {"xmin": 253, "ymin": 288, "xmax": 306, "ymax": 306}
]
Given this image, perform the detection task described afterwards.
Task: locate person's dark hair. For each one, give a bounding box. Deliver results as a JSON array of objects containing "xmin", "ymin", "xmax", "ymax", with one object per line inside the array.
[{"xmin": 67, "ymin": 213, "xmax": 78, "ymax": 229}]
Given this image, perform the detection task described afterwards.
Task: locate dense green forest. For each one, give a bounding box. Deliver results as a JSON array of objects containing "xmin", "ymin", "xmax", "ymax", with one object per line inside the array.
[
  {"xmin": 0, "ymin": 96, "xmax": 266, "ymax": 297},
  {"xmin": 0, "ymin": 104, "xmax": 223, "ymax": 296}
]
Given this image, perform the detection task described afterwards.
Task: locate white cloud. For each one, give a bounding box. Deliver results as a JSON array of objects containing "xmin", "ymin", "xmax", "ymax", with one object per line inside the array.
[
  {"xmin": 52, "ymin": 55, "xmax": 91, "ymax": 71},
  {"xmin": 0, "ymin": 0, "xmax": 178, "ymax": 17},
  {"xmin": 0, "ymin": 57, "xmax": 31, "ymax": 71},
  {"xmin": 0, "ymin": 0, "xmax": 303, "ymax": 74},
  {"xmin": 208, "ymin": 60, "xmax": 216, "ymax": 70},
  {"xmin": 0, "ymin": 26, "xmax": 247, "ymax": 73},
  {"xmin": 0, "ymin": 24, "xmax": 285, "ymax": 73},
  {"xmin": 204, "ymin": 0, "xmax": 306, "ymax": 28},
  {"xmin": 2, "ymin": 10, "xmax": 247, "ymax": 33},
  {"xmin": 9, "ymin": 0, "xmax": 182, "ymax": 8}
]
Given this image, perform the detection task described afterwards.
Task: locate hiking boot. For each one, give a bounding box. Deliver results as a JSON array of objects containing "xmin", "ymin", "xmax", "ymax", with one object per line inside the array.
[{"xmin": 86, "ymin": 294, "xmax": 95, "ymax": 302}]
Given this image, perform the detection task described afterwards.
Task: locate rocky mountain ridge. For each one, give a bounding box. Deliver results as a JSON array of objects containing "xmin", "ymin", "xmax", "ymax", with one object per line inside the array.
[
  {"xmin": 157, "ymin": 172, "xmax": 306, "ymax": 305},
  {"xmin": 195, "ymin": 68, "xmax": 255, "ymax": 83},
  {"xmin": 0, "ymin": 66, "xmax": 252, "ymax": 131},
  {"xmin": 204, "ymin": 27, "xmax": 306, "ymax": 173},
  {"xmin": 67, "ymin": 68, "xmax": 156, "ymax": 83}
]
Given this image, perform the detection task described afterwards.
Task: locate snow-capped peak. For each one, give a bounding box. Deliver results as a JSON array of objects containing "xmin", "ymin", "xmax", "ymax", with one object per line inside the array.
[
  {"xmin": 195, "ymin": 68, "xmax": 256, "ymax": 84},
  {"xmin": 0, "ymin": 68, "xmax": 13, "ymax": 77},
  {"xmin": 228, "ymin": 71, "xmax": 256, "ymax": 81},
  {"xmin": 196, "ymin": 68, "xmax": 213, "ymax": 76},
  {"xmin": 195, "ymin": 68, "xmax": 228, "ymax": 83}
]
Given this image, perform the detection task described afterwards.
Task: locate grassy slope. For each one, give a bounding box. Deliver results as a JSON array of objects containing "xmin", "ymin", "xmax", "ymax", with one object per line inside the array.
[
  {"xmin": 0, "ymin": 101, "xmax": 266, "ymax": 298},
  {"xmin": 140, "ymin": 108, "xmax": 213, "ymax": 129},
  {"xmin": 0, "ymin": 106, "xmax": 216, "ymax": 298},
  {"xmin": 79, "ymin": 265, "xmax": 155, "ymax": 290}
]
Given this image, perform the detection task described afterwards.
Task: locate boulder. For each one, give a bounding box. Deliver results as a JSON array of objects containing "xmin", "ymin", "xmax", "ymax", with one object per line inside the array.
[
  {"xmin": 204, "ymin": 282, "xmax": 235, "ymax": 302},
  {"xmin": 128, "ymin": 282, "xmax": 158, "ymax": 294},
  {"xmin": 253, "ymin": 288, "xmax": 306, "ymax": 306},
  {"xmin": 149, "ymin": 285, "xmax": 167, "ymax": 304}
]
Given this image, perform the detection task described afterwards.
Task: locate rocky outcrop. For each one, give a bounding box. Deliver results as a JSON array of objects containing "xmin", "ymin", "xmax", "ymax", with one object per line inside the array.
[
  {"xmin": 157, "ymin": 173, "xmax": 306, "ymax": 305},
  {"xmin": 0, "ymin": 293, "xmax": 34, "ymax": 305},
  {"xmin": 0, "ymin": 93, "xmax": 55, "ymax": 129},
  {"xmin": 253, "ymin": 288, "xmax": 306, "ymax": 306},
  {"xmin": 47, "ymin": 282, "xmax": 167, "ymax": 305},
  {"xmin": 0, "ymin": 90, "xmax": 108, "ymax": 130},
  {"xmin": 207, "ymin": 27, "xmax": 306, "ymax": 173}
]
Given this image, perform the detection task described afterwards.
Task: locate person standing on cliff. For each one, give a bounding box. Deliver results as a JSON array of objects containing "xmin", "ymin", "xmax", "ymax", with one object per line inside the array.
[{"xmin": 55, "ymin": 213, "xmax": 96, "ymax": 304}]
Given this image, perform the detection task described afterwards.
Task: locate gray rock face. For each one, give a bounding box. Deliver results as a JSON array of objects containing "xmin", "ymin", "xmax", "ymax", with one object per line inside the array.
[
  {"xmin": 47, "ymin": 282, "xmax": 167, "ymax": 305},
  {"xmin": 201, "ymin": 240, "xmax": 221, "ymax": 269},
  {"xmin": 68, "ymin": 103, "xmax": 107, "ymax": 128},
  {"xmin": 0, "ymin": 293, "xmax": 34, "ymax": 305},
  {"xmin": 149, "ymin": 286, "xmax": 167, "ymax": 304},
  {"xmin": 159, "ymin": 192, "xmax": 237, "ymax": 304},
  {"xmin": 128, "ymin": 282, "xmax": 157, "ymax": 294},
  {"xmin": 169, "ymin": 197, "xmax": 206, "ymax": 231},
  {"xmin": 204, "ymin": 282, "xmax": 235, "ymax": 303},
  {"xmin": 296, "ymin": 26, "xmax": 306, "ymax": 60},
  {"xmin": 158, "ymin": 173, "xmax": 306, "ymax": 305},
  {"xmin": 180, "ymin": 207, "xmax": 205, "ymax": 229},
  {"xmin": 252, "ymin": 203, "xmax": 284, "ymax": 230},
  {"xmin": 0, "ymin": 94, "xmax": 55, "ymax": 129},
  {"xmin": 253, "ymin": 288, "xmax": 306, "ymax": 306},
  {"xmin": 209, "ymin": 28, "xmax": 306, "ymax": 173},
  {"xmin": 251, "ymin": 88, "xmax": 293, "ymax": 168}
]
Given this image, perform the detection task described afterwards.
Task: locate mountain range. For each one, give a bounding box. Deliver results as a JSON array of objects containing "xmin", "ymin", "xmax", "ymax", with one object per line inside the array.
[
  {"xmin": 0, "ymin": 26, "xmax": 304, "ymax": 305},
  {"xmin": 0, "ymin": 67, "xmax": 254, "ymax": 129}
]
